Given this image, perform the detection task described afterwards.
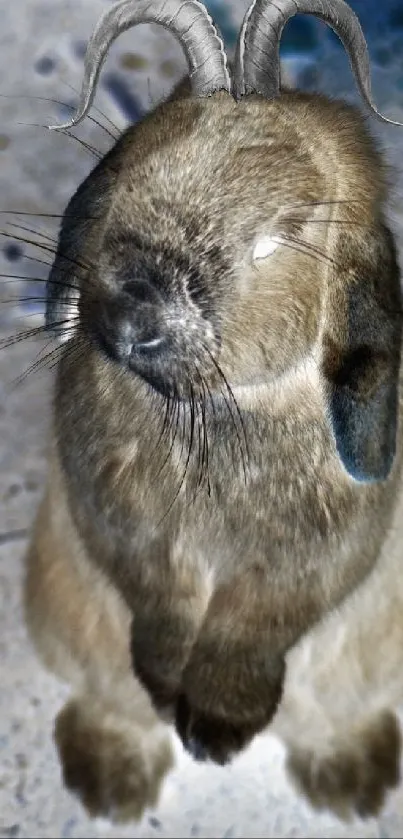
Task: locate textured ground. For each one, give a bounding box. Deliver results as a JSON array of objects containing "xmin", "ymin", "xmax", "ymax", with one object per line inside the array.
[{"xmin": 3, "ymin": 1, "xmax": 403, "ymax": 837}]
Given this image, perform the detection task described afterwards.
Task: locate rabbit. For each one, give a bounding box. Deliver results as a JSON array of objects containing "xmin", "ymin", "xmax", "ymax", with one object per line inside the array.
[{"xmin": 24, "ymin": 0, "xmax": 403, "ymax": 822}]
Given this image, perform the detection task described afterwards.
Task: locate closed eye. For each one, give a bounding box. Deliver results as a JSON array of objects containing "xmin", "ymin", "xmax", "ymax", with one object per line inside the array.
[{"xmin": 252, "ymin": 235, "xmax": 281, "ymax": 262}]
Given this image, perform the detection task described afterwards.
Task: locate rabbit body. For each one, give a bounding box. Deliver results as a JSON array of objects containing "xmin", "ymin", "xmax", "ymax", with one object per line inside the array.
[{"xmin": 25, "ymin": 84, "xmax": 403, "ymax": 820}]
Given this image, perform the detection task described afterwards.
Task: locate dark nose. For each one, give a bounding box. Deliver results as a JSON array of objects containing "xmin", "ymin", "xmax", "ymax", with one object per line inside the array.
[{"xmin": 97, "ymin": 280, "xmax": 167, "ymax": 363}]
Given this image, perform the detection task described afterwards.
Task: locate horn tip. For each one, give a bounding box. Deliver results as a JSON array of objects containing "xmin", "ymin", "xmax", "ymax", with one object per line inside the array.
[
  {"xmin": 48, "ymin": 116, "xmax": 82, "ymax": 131},
  {"xmin": 372, "ymin": 110, "xmax": 403, "ymax": 128},
  {"xmin": 48, "ymin": 122, "xmax": 71, "ymax": 131}
]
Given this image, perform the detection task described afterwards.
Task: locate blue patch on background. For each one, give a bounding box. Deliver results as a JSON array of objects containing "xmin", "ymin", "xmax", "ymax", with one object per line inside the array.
[
  {"xmin": 205, "ymin": 0, "xmax": 238, "ymax": 47},
  {"xmin": 205, "ymin": 0, "xmax": 400, "ymax": 59},
  {"xmin": 278, "ymin": 17, "xmax": 318, "ymax": 54},
  {"xmin": 102, "ymin": 72, "xmax": 144, "ymax": 123}
]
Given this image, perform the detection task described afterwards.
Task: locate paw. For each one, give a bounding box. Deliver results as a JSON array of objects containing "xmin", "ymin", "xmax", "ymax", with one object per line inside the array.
[
  {"xmin": 55, "ymin": 699, "xmax": 174, "ymax": 822},
  {"xmin": 175, "ymin": 693, "xmax": 259, "ymax": 765},
  {"xmin": 287, "ymin": 711, "xmax": 401, "ymax": 820},
  {"xmin": 175, "ymin": 654, "xmax": 285, "ymax": 765}
]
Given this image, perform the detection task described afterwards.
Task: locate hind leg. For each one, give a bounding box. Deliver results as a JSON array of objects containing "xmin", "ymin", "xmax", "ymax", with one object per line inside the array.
[
  {"xmin": 286, "ymin": 711, "xmax": 401, "ymax": 820},
  {"xmin": 24, "ymin": 458, "xmax": 174, "ymax": 823},
  {"xmin": 273, "ymin": 551, "xmax": 403, "ymax": 820}
]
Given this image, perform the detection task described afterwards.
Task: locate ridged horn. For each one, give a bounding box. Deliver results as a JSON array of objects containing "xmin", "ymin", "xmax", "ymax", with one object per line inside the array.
[
  {"xmin": 49, "ymin": 0, "xmax": 231, "ymax": 130},
  {"xmin": 234, "ymin": 0, "xmax": 403, "ymax": 126}
]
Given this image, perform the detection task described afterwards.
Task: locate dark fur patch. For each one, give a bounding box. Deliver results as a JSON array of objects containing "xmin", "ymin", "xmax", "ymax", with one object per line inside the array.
[{"xmin": 324, "ymin": 224, "xmax": 402, "ymax": 482}]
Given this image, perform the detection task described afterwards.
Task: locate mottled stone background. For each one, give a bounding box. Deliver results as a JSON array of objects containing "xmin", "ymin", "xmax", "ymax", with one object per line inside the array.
[{"xmin": 2, "ymin": 2, "xmax": 403, "ymax": 838}]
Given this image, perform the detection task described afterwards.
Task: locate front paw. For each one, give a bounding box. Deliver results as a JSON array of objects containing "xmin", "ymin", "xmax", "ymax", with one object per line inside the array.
[
  {"xmin": 175, "ymin": 693, "xmax": 265, "ymax": 765},
  {"xmin": 176, "ymin": 649, "xmax": 285, "ymax": 764}
]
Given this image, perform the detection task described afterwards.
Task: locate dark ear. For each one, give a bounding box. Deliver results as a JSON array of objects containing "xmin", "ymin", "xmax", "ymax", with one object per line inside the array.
[
  {"xmin": 323, "ymin": 223, "xmax": 402, "ymax": 483},
  {"xmin": 46, "ymin": 143, "xmax": 121, "ymax": 333}
]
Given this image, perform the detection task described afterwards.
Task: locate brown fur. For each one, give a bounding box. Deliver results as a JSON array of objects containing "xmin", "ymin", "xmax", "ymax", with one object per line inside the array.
[{"xmin": 25, "ymin": 80, "xmax": 403, "ymax": 819}]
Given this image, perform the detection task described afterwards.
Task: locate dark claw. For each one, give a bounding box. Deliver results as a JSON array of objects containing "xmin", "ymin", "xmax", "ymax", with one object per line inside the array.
[
  {"xmin": 186, "ymin": 736, "xmax": 209, "ymax": 762},
  {"xmin": 175, "ymin": 694, "xmax": 209, "ymax": 761},
  {"xmin": 175, "ymin": 693, "xmax": 192, "ymax": 743}
]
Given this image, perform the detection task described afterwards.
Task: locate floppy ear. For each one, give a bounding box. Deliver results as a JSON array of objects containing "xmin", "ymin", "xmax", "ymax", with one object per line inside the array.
[
  {"xmin": 322, "ymin": 223, "xmax": 402, "ymax": 483},
  {"xmin": 46, "ymin": 144, "xmax": 121, "ymax": 334}
]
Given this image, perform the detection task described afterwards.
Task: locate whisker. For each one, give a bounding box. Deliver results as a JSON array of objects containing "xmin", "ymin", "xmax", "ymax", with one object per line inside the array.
[
  {"xmin": 203, "ymin": 374, "xmax": 217, "ymax": 425},
  {"xmin": 152, "ymin": 389, "xmax": 181, "ymax": 483},
  {"xmin": 199, "ymin": 380, "xmax": 211, "ymax": 496},
  {"xmin": 198, "ymin": 375, "xmax": 216, "ymax": 501},
  {"xmin": 15, "ymin": 336, "xmax": 87, "ymax": 390},
  {"xmin": 286, "ymin": 217, "xmax": 365, "ymax": 227},
  {"xmin": 154, "ymin": 392, "xmax": 173, "ymax": 453},
  {"xmin": 159, "ymin": 391, "xmax": 175, "ymax": 448},
  {"xmin": 178, "ymin": 389, "xmax": 188, "ymax": 463},
  {"xmin": 47, "ymin": 335, "xmax": 86, "ymax": 371},
  {"xmin": 0, "ymin": 229, "xmax": 59, "ymax": 253},
  {"xmin": 16, "ymin": 121, "xmax": 102, "ymax": 160},
  {"xmin": 61, "ymin": 81, "xmax": 121, "ymax": 137},
  {"xmin": 204, "ymin": 346, "xmax": 249, "ymax": 482},
  {"xmin": 0, "ymin": 231, "xmax": 92, "ymax": 274},
  {"xmin": 22, "ymin": 254, "xmax": 53, "ymax": 269},
  {"xmin": 0, "ymin": 296, "xmax": 49, "ymax": 305},
  {"xmin": 53, "ymin": 128, "xmax": 103, "ymax": 160},
  {"xmin": 15, "ymin": 258, "xmax": 86, "ymax": 297},
  {"xmin": 9, "ymin": 338, "xmax": 62, "ymax": 388},
  {"xmin": 0, "ymin": 212, "xmax": 100, "ymax": 221},
  {"xmin": 188, "ymin": 385, "xmax": 197, "ymax": 492},
  {"xmin": 0, "ymin": 300, "xmax": 78, "ymax": 319},
  {"xmin": 195, "ymin": 392, "xmax": 204, "ymax": 491},
  {"xmin": 156, "ymin": 389, "xmax": 196, "ymax": 528},
  {"xmin": 171, "ymin": 387, "xmax": 182, "ymax": 459},
  {"xmin": 0, "ymin": 275, "xmax": 48, "ymax": 281},
  {"xmin": 191, "ymin": 364, "xmax": 210, "ymax": 495},
  {"xmin": 1, "ymin": 276, "xmax": 82, "ymax": 295},
  {"xmin": 0, "ymin": 318, "xmax": 77, "ymax": 350},
  {"xmin": 7, "ymin": 222, "xmax": 58, "ymax": 245},
  {"xmin": 4, "ymin": 328, "xmax": 86, "ymax": 391},
  {"xmin": 3, "ymin": 227, "xmax": 92, "ymax": 292},
  {"xmin": 45, "ymin": 332, "xmax": 84, "ymax": 367},
  {"xmin": 281, "ymin": 234, "xmax": 336, "ymax": 266},
  {"xmin": 0, "ymin": 93, "xmax": 119, "ymax": 141},
  {"xmin": 284, "ymin": 199, "xmax": 362, "ymax": 211},
  {"xmin": 277, "ymin": 236, "xmax": 335, "ymax": 267},
  {"xmin": 0, "ymin": 327, "xmax": 45, "ymax": 348}
]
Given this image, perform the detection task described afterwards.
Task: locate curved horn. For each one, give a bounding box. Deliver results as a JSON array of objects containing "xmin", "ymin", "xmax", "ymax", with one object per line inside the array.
[
  {"xmin": 234, "ymin": 0, "xmax": 403, "ymax": 126},
  {"xmin": 49, "ymin": 0, "xmax": 231, "ymax": 130}
]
